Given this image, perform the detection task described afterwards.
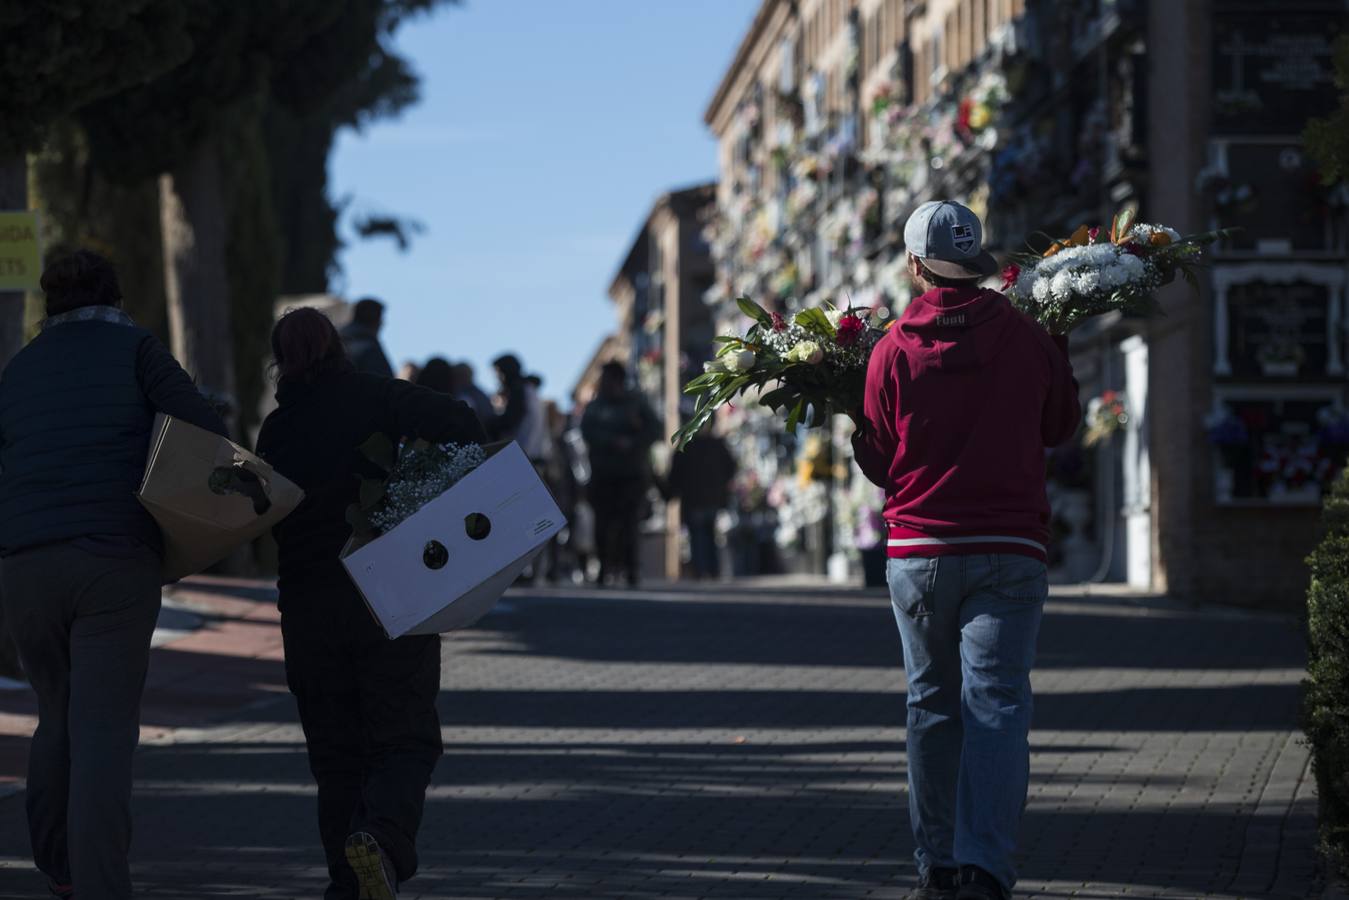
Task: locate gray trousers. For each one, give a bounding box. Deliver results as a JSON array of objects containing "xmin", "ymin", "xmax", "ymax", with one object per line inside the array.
[{"xmin": 1, "ymin": 542, "xmax": 161, "ymax": 900}]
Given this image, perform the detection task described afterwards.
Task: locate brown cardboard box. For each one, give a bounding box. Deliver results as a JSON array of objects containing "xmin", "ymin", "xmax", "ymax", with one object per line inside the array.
[{"xmin": 137, "ymin": 415, "xmax": 304, "ymax": 581}]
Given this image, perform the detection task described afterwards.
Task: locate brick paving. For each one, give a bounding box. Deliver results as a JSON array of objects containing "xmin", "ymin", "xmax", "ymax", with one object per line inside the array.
[{"xmin": 0, "ymin": 581, "xmax": 1322, "ymax": 899}]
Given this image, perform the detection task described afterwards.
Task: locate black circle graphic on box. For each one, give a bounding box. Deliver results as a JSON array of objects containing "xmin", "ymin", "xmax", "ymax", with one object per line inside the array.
[
  {"xmin": 465, "ymin": 513, "xmax": 491, "ymax": 541},
  {"xmin": 423, "ymin": 540, "xmax": 449, "ymax": 570}
]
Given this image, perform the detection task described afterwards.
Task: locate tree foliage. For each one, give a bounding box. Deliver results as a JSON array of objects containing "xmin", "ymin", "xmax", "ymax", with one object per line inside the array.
[
  {"xmin": 78, "ymin": 0, "xmax": 344, "ymax": 183},
  {"xmin": 1305, "ymin": 464, "xmax": 1349, "ymax": 875},
  {"xmin": 266, "ymin": 0, "xmax": 459, "ymax": 294},
  {"xmin": 28, "ymin": 119, "xmax": 168, "ymax": 339},
  {"xmin": 1306, "ymin": 36, "xmax": 1349, "ymax": 186},
  {"xmin": 0, "ymin": 1, "xmax": 192, "ymax": 156}
]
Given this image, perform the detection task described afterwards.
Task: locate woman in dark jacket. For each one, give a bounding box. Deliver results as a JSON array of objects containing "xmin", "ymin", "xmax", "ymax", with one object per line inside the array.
[
  {"xmin": 255, "ymin": 308, "xmax": 485, "ymax": 900},
  {"xmin": 0, "ymin": 250, "xmax": 226, "ymax": 899}
]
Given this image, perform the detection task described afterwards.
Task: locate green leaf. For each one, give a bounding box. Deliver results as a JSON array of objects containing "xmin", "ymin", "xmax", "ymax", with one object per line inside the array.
[
  {"xmin": 358, "ymin": 433, "xmax": 396, "ymax": 473},
  {"xmin": 759, "ymin": 385, "xmax": 797, "ymax": 410},
  {"xmin": 359, "ymin": 477, "xmax": 387, "ymax": 511},
  {"xmin": 1111, "ymin": 207, "xmax": 1136, "ymax": 243},
  {"xmin": 795, "ymin": 307, "xmax": 836, "ymax": 337},
  {"xmin": 683, "ymin": 373, "xmax": 721, "ymax": 392},
  {"xmin": 345, "ymin": 503, "xmax": 375, "ymax": 540},
  {"xmin": 736, "ymin": 296, "xmax": 772, "ymax": 325},
  {"xmin": 1180, "ymin": 265, "xmax": 1200, "ymax": 293},
  {"xmin": 786, "ymin": 398, "xmax": 806, "ymax": 433}
]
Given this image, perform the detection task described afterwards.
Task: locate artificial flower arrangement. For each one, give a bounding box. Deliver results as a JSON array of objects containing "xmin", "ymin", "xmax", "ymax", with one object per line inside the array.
[
  {"xmin": 675, "ymin": 209, "xmax": 1226, "ymax": 450},
  {"xmin": 1082, "ymin": 390, "xmax": 1129, "ymax": 447},
  {"xmin": 346, "ymin": 434, "xmax": 487, "ymax": 541},
  {"xmin": 1003, "ymin": 208, "xmax": 1229, "ymax": 334}
]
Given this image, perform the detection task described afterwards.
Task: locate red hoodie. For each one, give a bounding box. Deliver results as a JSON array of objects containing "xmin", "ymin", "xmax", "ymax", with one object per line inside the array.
[{"xmin": 852, "ymin": 285, "xmax": 1081, "ymax": 562}]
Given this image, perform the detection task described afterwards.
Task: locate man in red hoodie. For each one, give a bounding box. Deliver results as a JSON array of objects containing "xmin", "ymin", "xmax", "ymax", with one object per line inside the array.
[{"xmin": 853, "ymin": 200, "xmax": 1081, "ymax": 900}]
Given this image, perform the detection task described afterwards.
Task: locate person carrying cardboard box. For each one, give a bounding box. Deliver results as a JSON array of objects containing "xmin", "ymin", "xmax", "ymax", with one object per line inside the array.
[
  {"xmin": 0, "ymin": 249, "xmax": 228, "ymax": 900},
  {"xmin": 256, "ymin": 308, "xmax": 486, "ymax": 900}
]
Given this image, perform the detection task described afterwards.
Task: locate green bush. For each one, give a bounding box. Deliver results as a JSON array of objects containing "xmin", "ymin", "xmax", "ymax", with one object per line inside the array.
[{"xmin": 1305, "ymin": 466, "xmax": 1349, "ymax": 875}]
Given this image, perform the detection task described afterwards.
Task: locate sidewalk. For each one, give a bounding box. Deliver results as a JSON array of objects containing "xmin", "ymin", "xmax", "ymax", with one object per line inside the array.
[
  {"xmin": 0, "ymin": 579, "xmax": 1326, "ymax": 898},
  {"xmin": 0, "ymin": 576, "xmax": 288, "ymax": 798}
]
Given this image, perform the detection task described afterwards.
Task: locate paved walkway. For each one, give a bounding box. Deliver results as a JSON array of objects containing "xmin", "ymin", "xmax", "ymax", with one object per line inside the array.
[{"xmin": 0, "ymin": 580, "xmax": 1321, "ymax": 898}]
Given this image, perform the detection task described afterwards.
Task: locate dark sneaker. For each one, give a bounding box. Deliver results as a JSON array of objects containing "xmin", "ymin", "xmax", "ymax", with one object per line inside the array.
[
  {"xmin": 345, "ymin": 832, "xmax": 398, "ymax": 900},
  {"xmin": 956, "ymin": 865, "xmax": 1008, "ymax": 900},
  {"xmin": 47, "ymin": 881, "xmax": 74, "ymax": 899},
  {"xmin": 908, "ymin": 866, "xmax": 958, "ymax": 900}
]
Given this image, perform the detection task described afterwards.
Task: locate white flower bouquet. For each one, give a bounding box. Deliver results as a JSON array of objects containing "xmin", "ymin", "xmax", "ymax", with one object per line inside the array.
[
  {"xmin": 1003, "ymin": 209, "xmax": 1229, "ymax": 334},
  {"xmin": 346, "ymin": 434, "xmax": 487, "ymax": 540}
]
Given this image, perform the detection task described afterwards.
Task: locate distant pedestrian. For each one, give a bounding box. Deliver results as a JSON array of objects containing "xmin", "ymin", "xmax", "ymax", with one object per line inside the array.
[
  {"xmin": 340, "ymin": 298, "xmax": 394, "ymax": 378},
  {"xmin": 397, "ymin": 361, "xmax": 421, "ymax": 382},
  {"xmin": 519, "ymin": 373, "xmax": 552, "ymax": 465},
  {"xmin": 487, "ymin": 353, "xmax": 529, "ymax": 443},
  {"xmin": 257, "ymin": 308, "xmax": 485, "ymax": 900},
  {"xmin": 414, "ymin": 356, "xmax": 455, "ymax": 394},
  {"xmin": 450, "ymin": 362, "xmax": 494, "ymax": 426},
  {"xmin": 666, "ymin": 425, "xmax": 737, "ymax": 580},
  {"xmin": 581, "ymin": 361, "xmax": 661, "ymax": 587},
  {"xmin": 852, "ymin": 201, "xmax": 1081, "ymax": 900},
  {"xmin": 0, "ymin": 250, "xmax": 227, "ymax": 899}
]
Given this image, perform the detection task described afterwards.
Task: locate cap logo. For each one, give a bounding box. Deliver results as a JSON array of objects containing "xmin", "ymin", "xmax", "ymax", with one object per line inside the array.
[{"xmin": 950, "ymin": 223, "xmax": 976, "ymax": 253}]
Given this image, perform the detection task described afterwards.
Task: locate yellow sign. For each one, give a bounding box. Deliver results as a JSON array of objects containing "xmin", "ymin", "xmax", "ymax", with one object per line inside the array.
[{"xmin": 0, "ymin": 211, "xmax": 41, "ymax": 292}]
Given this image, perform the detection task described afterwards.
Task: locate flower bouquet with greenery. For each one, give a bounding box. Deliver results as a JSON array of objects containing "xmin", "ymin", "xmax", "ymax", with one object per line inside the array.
[
  {"xmin": 1003, "ymin": 208, "xmax": 1231, "ymax": 334},
  {"xmin": 346, "ymin": 433, "xmax": 486, "ymax": 543},
  {"xmin": 672, "ymin": 297, "xmax": 887, "ymax": 450}
]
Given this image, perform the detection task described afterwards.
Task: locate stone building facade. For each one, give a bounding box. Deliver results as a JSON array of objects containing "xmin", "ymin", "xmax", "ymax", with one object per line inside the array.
[
  {"xmin": 605, "ymin": 184, "xmax": 719, "ymax": 579},
  {"xmin": 702, "ymin": 0, "xmax": 1347, "ymax": 604}
]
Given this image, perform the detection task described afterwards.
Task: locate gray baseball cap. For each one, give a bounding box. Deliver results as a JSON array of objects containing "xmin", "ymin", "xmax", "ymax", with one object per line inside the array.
[{"xmin": 903, "ymin": 200, "xmax": 998, "ymax": 280}]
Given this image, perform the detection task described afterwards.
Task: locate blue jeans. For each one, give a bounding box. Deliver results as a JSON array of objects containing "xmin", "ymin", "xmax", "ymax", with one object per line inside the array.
[{"xmin": 887, "ymin": 554, "xmax": 1047, "ymax": 894}]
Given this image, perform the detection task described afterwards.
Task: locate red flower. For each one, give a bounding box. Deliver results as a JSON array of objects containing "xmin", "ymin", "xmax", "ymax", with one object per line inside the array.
[
  {"xmin": 1000, "ymin": 264, "xmax": 1021, "ymax": 291},
  {"xmin": 1088, "ymin": 226, "xmax": 1101, "ymax": 243},
  {"xmin": 958, "ymin": 98, "xmax": 973, "ymax": 133},
  {"xmin": 836, "ymin": 313, "xmax": 865, "ymax": 346},
  {"xmin": 770, "ymin": 312, "xmax": 788, "ymax": 332},
  {"xmin": 1101, "ymin": 390, "xmax": 1118, "ymax": 403}
]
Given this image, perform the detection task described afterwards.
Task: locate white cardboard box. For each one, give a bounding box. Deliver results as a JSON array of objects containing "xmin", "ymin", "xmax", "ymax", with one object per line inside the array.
[
  {"xmin": 138, "ymin": 415, "xmax": 305, "ymax": 582},
  {"xmin": 341, "ymin": 441, "xmax": 566, "ymax": 638}
]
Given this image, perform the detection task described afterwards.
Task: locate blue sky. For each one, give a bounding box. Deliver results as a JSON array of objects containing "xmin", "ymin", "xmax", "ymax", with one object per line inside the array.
[{"xmin": 330, "ymin": 0, "xmax": 759, "ymax": 402}]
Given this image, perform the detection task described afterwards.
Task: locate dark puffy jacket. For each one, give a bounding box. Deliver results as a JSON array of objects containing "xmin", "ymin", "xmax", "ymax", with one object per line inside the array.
[
  {"xmin": 255, "ymin": 368, "xmax": 486, "ymax": 601},
  {"xmin": 667, "ymin": 434, "xmax": 737, "ymax": 512},
  {"xmin": 580, "ymin": 390, "xmax": 661, "ymax": 482},
  {"xmin": 0, "ymin": 315, "xmax": 228, "ymax": 555}
]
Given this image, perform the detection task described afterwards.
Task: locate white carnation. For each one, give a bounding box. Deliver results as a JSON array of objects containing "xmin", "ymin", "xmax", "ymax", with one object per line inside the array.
[
  {"xmin": 1049, "ymin": 270, "xmax": 1075, "ymax": 300},
  {"xmin": 1072, "ymin": 270, "xmax": 1102, "ymax": 294}
]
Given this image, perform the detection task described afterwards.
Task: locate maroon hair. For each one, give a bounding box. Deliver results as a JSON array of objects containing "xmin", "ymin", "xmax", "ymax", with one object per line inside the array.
[{"xmin": 271, "ymin": 307, "xmax": 352, "ymax": 382}]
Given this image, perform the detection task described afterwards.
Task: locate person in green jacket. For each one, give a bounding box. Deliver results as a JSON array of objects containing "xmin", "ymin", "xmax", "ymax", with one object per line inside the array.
[{"xmin": 580, "ymin": 361, "xmax": 661, "ymax": 586}]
